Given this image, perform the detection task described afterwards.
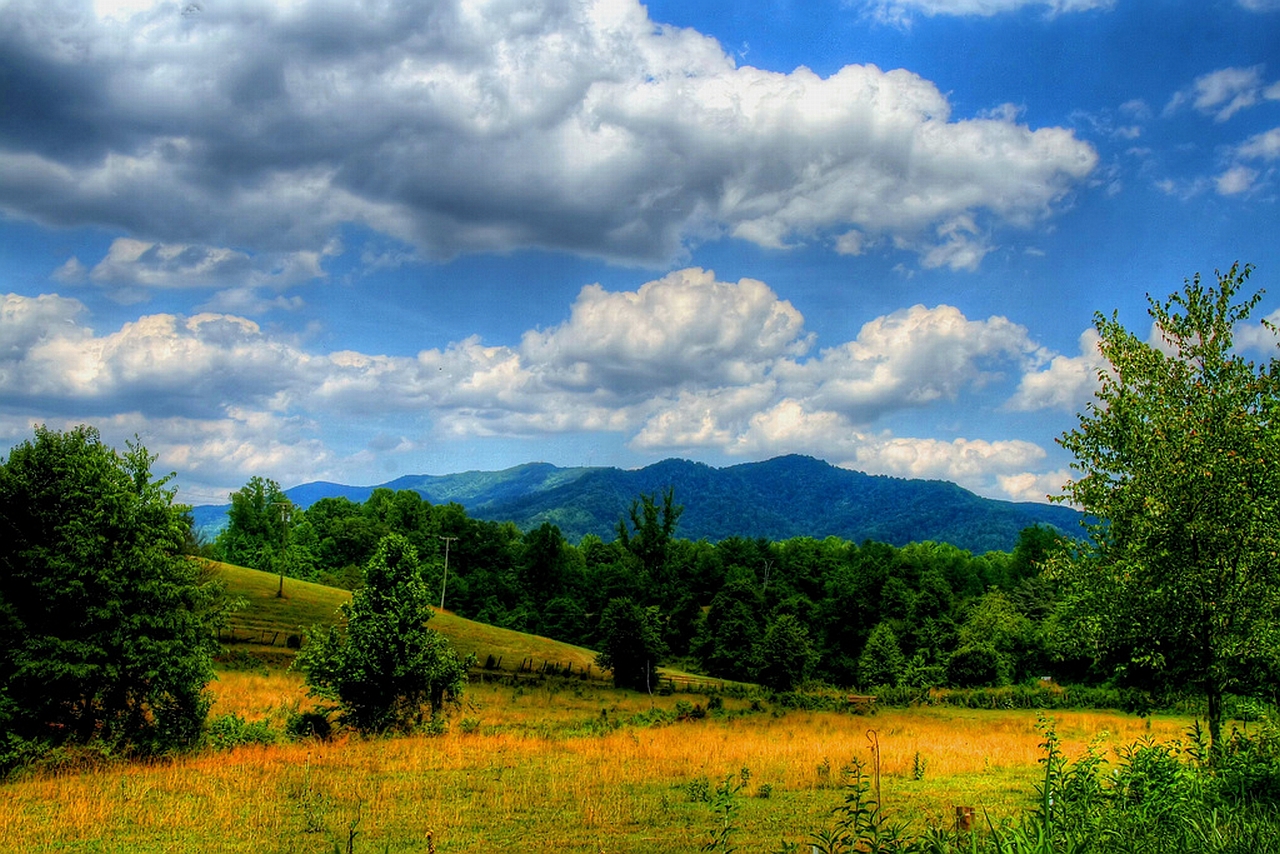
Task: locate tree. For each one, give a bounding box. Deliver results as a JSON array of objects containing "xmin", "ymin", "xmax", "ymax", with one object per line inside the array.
[
  {"xmin": 757, "ymin": 613, "xmax": 819, "ymax": 691},
  {"xmin": 596, "ymin": 597, "xmax": 667, "ymax": 692},
  {"xmin": 616, "ymin": 487, "xmax": 683, "ymax": 594},
  {"xmin": 857, "ymin": 622, "xmax": 906, "ymax": 689},
  {"xmin": 215, "ymin": 476, "xmax": 290, "ymax": 570},
  {"xmin": 296, "ymin": 534, "xmax": 471, "ymax": 732},
  {"xmin": 1054, "ymin": 263, "xmax": 1280, "ymax": 750},
  {"xmin": 0, "ymin": 426, "xmax": 217, "ymax": 767}
]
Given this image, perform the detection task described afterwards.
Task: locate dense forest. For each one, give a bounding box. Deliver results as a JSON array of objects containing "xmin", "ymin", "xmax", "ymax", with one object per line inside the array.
[{"xmin": 208, "ymin": 475, "xmax": 1071, "ymax": 693}]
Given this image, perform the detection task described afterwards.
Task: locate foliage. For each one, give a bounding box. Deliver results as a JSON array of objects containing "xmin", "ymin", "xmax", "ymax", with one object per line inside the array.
[
  {"xmin": 616, "ymin": 486, "xmax": 684, "ymax": 594},
  {"xmin": 215, "ymin": 476, "xmax": 291, "ymax": 570},
  {"xmin": 774, "ymin": 716, "xmax": 1280, "ymax": 854},
  {"xmin": 858, "ymin": 622, "xmax": 906, "ymax": 689},
  {"xmin": 756, "ymin": 613, "xmax": 819, "ymax": 691},
  {"xmin": 946, "ymin": 645, "xmax": 1001, "ymax": 688},
  {"xmin": 1053, "ymin": 262, "xmax": 1280, "ymax": 750},
  {"xmin": 595, "ymin": 597, "xmax": 668, "ymax": 692},
  {"xmin": 294, "ymin": 534, "xmax": 471, "ymax": 732},
  {"xmin": 0, "ymin": 426, "xmax": 217, "ymax": 771}
]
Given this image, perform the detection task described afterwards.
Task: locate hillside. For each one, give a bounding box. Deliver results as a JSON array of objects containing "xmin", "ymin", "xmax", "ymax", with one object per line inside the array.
[
  {"xmin": 194, "ymin": 455, "xmax": 1081, "ymax": 553},
  {"xmin": 211, "ymin": 561, "xmax": 602, "ymax": 677}
]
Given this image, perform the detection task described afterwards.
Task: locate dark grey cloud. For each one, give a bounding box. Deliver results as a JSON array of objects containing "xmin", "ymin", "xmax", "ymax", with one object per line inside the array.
[{"xmin": 0, "ymin": 0, "xmax": 1096, "ymax": 268}]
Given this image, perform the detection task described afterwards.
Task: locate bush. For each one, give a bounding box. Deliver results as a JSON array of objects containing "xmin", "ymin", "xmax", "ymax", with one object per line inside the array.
[
  {"xmin": 285, "ymin": 711, "xmax": 333, "ymax": 741},
  {"xmin": 946, "ymin": 644, "xmax": 1001, "ymax": 688},
  {"xmin": 206, "ymin": 713, "xmax": 278, "ymax": 749}
]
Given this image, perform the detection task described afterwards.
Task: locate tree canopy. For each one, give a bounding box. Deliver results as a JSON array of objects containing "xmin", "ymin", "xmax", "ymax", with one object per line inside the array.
[
  {"xmin": 295, "ymin": 533, "xmax": 471, "ymax": 732},
  {"xmin": 0, "ymin": 426, "xmax": 217, "ymax": 768},
  {"xmin": 1054, "ymin": 262, "xmax": 1280, "ymax": 750}
]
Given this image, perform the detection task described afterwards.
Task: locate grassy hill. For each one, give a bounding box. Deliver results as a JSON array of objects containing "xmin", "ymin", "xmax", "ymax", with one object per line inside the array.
[{"xmin": 211, "ymin": 561, "xmax": 603, "ymax": 677}]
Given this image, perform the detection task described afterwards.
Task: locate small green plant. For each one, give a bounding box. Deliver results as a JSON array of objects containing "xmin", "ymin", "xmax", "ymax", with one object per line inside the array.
[
  {"xmin": 206, "ymin": 713, "xmax": 278, "ymax": 749},
  {"xmin": 817, "ymin": 756, "xmax": 833, "ymax": 788},
  {"xmin": 285, "ymin": 710, "xmax": 333, "ymax": 741},
  {"xmin": 702, "ymin": 767, "xmax": 750, "ymax": 853},
  {"xmin": 458, "ymin": 717, "xmax": 481, "ymax": 734},
  {"xmin": 686, "ymin": 776, "xmax": 711, "ymax": 803},
  {"xmin": 911, "ymin": 751, "xmax": 928, "ymax": 781}
]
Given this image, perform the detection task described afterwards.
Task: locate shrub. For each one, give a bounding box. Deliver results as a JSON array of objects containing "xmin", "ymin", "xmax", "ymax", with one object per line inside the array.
[
  {"xmin": 284, "ymin": 710, "xmax": 332, "ymax": 741},
  {"xmin": 206, "ymin": 713, "xmax": 278, "ymax": 749}
]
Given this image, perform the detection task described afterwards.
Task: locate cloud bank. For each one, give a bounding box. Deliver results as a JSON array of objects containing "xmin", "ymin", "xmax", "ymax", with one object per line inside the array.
[
  {"xmin": 1, "ymin": 269, "xmax": 1089, "ymax": 503},
  {"xmin": 0, "ymin": 0, "xmax": 1096, "ymax": 278}
]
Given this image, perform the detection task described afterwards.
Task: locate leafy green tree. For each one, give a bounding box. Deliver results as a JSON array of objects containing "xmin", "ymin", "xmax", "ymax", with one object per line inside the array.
[
  {"xmin": 1054, "ymin": 263, "xmax": 1280, "ymax": 750},
  {"xmin": 756, "ymin": 613, "xmax": 819, "ymax": 691},
  {"xmin": 215, "ymin": 476, "xmax": 290, "ymax": 569},
  {"xmin": 616, "ymin": 487, "xmax": 683, "ymax": 594},
  {"xmin": 296, "ymin": 534, "xmax": 471, "ymax": 732},
  {"xmin": 946, "ymin": 644, "xmax": 1001, "ymax": 688},
  {"xmin": 957, "ymin": 590, "xmax": 1040, "ymax": 684},
  {"xmin": 858, "ymin": 622, "xmax": 906, "ymax": 689},
  {"xmin": 596, "ymin": 597, "xmax": 667, "ymax": 692},
  {"xmin": 694, "ymin": 578, "xmax": 764, "ymax": 681},
  {"xmin": 519, "ymin": 522, "xmax": 569, "ymax": 605},
  {"xmin": 0, "ymin": 426, "xmax": 217, "ymax": 766}
]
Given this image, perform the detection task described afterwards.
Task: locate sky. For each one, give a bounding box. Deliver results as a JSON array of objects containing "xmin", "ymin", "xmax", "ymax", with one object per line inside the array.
[{"xmin": 1, "ymin": 0, "xmax": 1279, "ymax": 507}]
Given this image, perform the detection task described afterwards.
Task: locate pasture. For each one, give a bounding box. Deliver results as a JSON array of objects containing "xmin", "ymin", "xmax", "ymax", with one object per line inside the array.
[{"xmin": 0, "ymin": 667, "xmax": 1193, "ymax": 853}]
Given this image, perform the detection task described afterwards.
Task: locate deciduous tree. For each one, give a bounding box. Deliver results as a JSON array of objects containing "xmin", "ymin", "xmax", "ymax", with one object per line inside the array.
[
  {"xmin": 596, "ymin": 597, "xmax": 667, "ymax": 692},
  {"xmin": 296, "ymin": 534, "xmax": 471, "ymax": 732},
  {"xmin": 1054, "ymin": 263, "xmax": 1280, "ymax": 750},
  {"xmin": 0, "ymin": 426, "xmax": 217, "ymax": 768}
]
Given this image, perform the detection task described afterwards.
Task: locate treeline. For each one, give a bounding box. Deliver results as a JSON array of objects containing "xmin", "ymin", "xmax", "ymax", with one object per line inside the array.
[{"xmin": 210, "ymin": 477, "xmax": 1075, "ymax": 693}]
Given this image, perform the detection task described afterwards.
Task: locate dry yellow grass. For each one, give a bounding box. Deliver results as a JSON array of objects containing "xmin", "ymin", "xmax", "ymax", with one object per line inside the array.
[{"xmin": 1, "ymin": 671, "xmax": 1196, "ymax": 854}]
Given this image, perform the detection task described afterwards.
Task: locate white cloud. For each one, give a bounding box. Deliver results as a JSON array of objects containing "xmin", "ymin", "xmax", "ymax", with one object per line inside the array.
[
  {"xmin": 0, "ymin": 0, "xmax": 1096, "ymax": 272},
  {"xmin": 790, "ymin": 304, "xmax": 1045, "ymax": 422},
  {"xmin": 998, "ymin": 467, "xmax": 1072, "ymax": 503},
  {"xmin": 3, "ymin": 271, "xmax": 1076, "ymax": 503},
  {"xmin": 1213, "ymin": 127, "xmax": 1280, "ymax": 197},
  {"xmin": 521, "ymin": 268, "xmax": 811, "ymax": 396},
  {"xmin": 1007, "ymin": 328, "xmax": 1102, "ymax": 412},
  {"xmin": 1167, "ymin": 66, "xmax": 1276, "ymax": 122},
  {"xmin": 1236, "ymin": 127, "xmax": 1280, "ymax": 161},
  {"xmin": 860, "ymin": 0, "xmax": 1113, "ymax": 24},
  {"xmin": 1216, "ymin": 165, "xmax": 1259, "ymax": 195}
]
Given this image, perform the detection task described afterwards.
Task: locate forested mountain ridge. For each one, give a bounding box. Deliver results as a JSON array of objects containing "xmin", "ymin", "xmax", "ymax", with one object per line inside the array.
[{"xmin": 194, "ymin": 455, "xmax": 1079, "ymax": 552}]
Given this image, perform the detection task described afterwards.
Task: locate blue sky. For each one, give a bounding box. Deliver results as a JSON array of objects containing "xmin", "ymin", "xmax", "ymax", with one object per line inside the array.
[{"xmin": 2, "ymin": 0, "xmax": 1278, "ymax": 506}]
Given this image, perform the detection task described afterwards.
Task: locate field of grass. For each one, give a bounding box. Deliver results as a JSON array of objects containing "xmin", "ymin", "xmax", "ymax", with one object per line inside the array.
[
  {"xmin": 1, "ymin": 666, "xmax": 1196, "ymax": 854},
  {"xmin": 213, "ymin": 561, "xmax": 710, "ymax": 684}
]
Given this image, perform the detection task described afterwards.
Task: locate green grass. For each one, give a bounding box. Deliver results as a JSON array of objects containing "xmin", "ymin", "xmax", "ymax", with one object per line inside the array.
[{"xmin": 211, "ymin": 561, "xmax": 603, "ymax": 678}]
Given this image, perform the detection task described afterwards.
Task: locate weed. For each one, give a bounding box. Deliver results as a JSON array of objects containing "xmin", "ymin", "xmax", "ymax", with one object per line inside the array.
[
  {"xmin": 702, "ymin": 767, "xmax": 751, "ymax": 853},
  {"xmin": 911, "ymin": 751, "xmax": 928, "ymax": 781}
]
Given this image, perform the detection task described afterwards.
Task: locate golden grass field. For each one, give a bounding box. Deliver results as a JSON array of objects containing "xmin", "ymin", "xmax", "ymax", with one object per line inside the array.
[{"xmin": 0, "ymin": 667, "xmax": 1196, "ymax": 854}]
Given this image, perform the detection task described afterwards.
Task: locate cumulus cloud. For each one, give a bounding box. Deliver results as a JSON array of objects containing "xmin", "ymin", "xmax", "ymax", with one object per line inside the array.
[
  {"xmin": 3, "ymin": 267, "xmax": 1079, "ymax": 503},
  {"xmin": 521, "ymin": 268, "xmax": 811, "ymax": 396},
  {"xmin": 788, "ymin": 304, "xmax": 1046, "ymax": 422},
  {"xmin": 1007, "ymin": 328, "xmax": 1103, "ymax": 412},
  {"xmin": 1212, "ymin": 126, "xmax": 1280, "ymax": 196},
  {"xmin": 1236, "ymin": 127, "xmax": 1280, "ymax": 161},
  {"xmin": 0, "ymin": 0, "xmax": 1095, "ymax": 273},
  {"xmin": 998, "ymin": 467, "xmax": 1072, "ymax": 503}
]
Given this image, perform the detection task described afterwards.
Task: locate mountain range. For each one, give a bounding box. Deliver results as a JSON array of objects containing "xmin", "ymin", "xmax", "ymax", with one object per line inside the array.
[{"xmin": 192, "ymin": 455, "xmax": 1081, "ymax": 554}]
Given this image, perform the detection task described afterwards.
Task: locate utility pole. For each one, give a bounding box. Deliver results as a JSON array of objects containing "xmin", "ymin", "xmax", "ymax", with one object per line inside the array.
[
  {"xmin": 438, "ymin": 535, "xmax": 458, "ymax": 611},
  {"xmin": 273, "ymin": 501, "xmax": 293, "ymax": 598}
]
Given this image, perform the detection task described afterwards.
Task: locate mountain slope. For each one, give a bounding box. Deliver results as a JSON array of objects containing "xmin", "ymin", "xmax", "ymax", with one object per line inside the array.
[{"xmin": 194, "ymin": 455, "xmax": 1080, "ymax": 553}]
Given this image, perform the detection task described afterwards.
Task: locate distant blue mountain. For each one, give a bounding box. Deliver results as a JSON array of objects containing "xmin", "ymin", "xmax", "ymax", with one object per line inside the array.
[{"xmin": 191, "ymin": 455, "xmax": 1081, "ymax": 553}]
